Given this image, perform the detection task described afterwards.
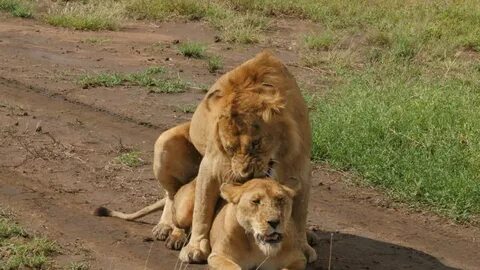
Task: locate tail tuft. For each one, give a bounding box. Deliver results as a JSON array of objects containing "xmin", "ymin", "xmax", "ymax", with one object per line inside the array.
[{"xmin": 94, "ymin": 206, "xmax": 111, "ymax": 217}]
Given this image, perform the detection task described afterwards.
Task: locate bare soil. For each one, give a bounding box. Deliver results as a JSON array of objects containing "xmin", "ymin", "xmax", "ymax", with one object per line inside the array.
[{"xmin": 0, "ymin": 16, "xmax": 479, "ymax": 270}]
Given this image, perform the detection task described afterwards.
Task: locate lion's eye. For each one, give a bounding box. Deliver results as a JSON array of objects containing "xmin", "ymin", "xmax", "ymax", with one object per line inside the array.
[
  {"xmin": 252, "ymin": 199, "xmax": 261, "ymax": 205},
  {"xmin": 251, "ymin": 139, "xmax": 261, "ymax": 150}
]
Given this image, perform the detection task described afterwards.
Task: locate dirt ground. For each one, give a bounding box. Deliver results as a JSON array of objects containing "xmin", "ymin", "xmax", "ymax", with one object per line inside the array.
[{"xmin": 1, "ymin": 16, "xmax": 479, "ymax": 270}]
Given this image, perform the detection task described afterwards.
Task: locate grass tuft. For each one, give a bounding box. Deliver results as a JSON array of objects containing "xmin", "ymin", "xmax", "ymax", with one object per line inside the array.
[
  {"xmin": 116, "ymin": 151, "xmax": 143, "ymax": 167},
  {"xmin": 79, "ymin": 73, "xmax": 124, "ymax": 88},
  {"xmin": 207, "ymin": 56, "xmax": 223, "ymax": 73},
  {"xmin": 173, "ymin": 104, "xmax": 197, "ymax": 114},
  {"xmin": 0, "ymin": 0, "xmax": 33, "ymax": 18},
  {"xmin": 218, "ymin": 12, "xmax": 268, "ymax": 44},
  {"xmin": 66, "ymin": 261, "xmax": 90, "ymax": 270},
  {"xmin": 178, "ymin": 42, "xmax": 206, "ymax": 58},
  {"xmin": 304, "ymin": 32, "xmax": 336, "ymax": 51}
]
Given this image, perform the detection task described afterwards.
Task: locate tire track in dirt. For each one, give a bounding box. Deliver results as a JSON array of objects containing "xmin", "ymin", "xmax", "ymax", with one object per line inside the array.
[
  {"xmin": 0, "ymin": 76, "xmax": 164, "ymax": 130},
  {"xmin": 0, "ymin": 78, "xmax": 204, "ymax": 269}
]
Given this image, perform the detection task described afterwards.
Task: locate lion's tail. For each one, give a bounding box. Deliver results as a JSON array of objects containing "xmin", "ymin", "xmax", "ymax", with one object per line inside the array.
[{"xmin": 93, "ymin": 198, "xmax": 166, "ymax": 221}]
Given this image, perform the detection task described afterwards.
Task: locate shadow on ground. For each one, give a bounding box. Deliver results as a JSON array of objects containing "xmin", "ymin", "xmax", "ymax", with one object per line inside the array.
[{"xmin": 307, "ymin": 231, "xmax": 457, "ymax": 270}]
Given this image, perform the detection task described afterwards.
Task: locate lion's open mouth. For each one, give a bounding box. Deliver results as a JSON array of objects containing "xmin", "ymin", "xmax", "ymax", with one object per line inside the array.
[{"xmin": 256, "ymin": 232, "xmax": 283, "ymax": 244}]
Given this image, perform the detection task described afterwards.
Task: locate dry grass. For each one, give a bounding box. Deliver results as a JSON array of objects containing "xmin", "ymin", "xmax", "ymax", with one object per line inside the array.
[{"xmin": 45, "ymin": 0, "xmax": 124, "ymax": 30}]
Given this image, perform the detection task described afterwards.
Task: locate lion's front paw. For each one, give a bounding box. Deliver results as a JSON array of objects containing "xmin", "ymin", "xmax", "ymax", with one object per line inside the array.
[
  {"xmin": 179, "ymin": 239, "xmax": 210, "ymax": 263},
  {"xmin": 303, "ymin": 243, "xmax": 318, "ymax": 263},
  {"xmin": 152, "ymin": 223, "xmax": 172, "ymax": 241},
  {"xmin": 165, "ymin": 228, "xmax": 188, "ymax": 250}
]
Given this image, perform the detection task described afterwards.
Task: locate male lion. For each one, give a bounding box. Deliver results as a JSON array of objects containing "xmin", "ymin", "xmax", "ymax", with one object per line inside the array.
[
  {"xmin": 173, "ymin": 178, "xmax": 306, "ymax": 270},
  {"xmin": 95, "ymin": 51, "xmax": 316, "ymax": 263},
  {"xmin": 159, "ymin": 51, "xmax": 315, "ymax": 263}
]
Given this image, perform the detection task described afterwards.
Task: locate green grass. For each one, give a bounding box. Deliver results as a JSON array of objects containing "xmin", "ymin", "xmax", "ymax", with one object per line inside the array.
[
  {"xmin": 207, "ymin": 56, "xmax": 223, "ymax": 73},
  {"xmin": 178, "ymin": 42, "xmax": 206, "ymax": 59},
  {"xmin": 45, "ymin": 0, "xmax": 124, "ymax": 31},
  {"xmin": 311, "ymin": 62, "xmax": 480, "ymax": 221},
  {"xmin": 1, "ymin": 212, "xmax": 58, "ymax": 269},
  {"xmin": 304, "ymin": 32, "xmax": 336, "ymax": 51},
  {"xmin": 66, "ymin": 261, "xmax": 89, "ymax": 270},
  {"xmin": 173, "ymin": 104, "xmax": 197, "ymax": 114},
  {"xmin": 79, "ymin": 73, "xmax": 124, "ymax": 88},
  {"xmin": 214, "ymin": 12, "xmax": 268, "ymax": 44},
  {"xmin": 79, "ymin": 67, "xmax": 188, "ymax": 93},
  {"xmin": 0, "ymin": 0, "xmax": 33, "ymax": 18},
  {"xmin": 231, "ymin": 0, "xmax": 480, "ymax": 54},
  {"xmin": 116, "ymin": 151, "xmax": 143, "ymax": 167}
]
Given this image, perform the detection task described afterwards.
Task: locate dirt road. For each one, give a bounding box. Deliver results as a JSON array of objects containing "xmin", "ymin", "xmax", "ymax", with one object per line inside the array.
[{"xmin": 1, "ymin": 17, "xmax": 479, "ymax": 270}]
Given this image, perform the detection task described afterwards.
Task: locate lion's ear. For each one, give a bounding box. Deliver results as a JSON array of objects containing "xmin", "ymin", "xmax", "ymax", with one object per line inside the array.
[
  {"xmin": 258, "ymin": 86, "xmax": 285, "ymax": 122},
  {"xmin": 205, "ymin": 89, "xmax": 223, "ymax": 111},
  {"xmin": 281, "ymin": 177, "xmax": 301, "ymax": 198},
  {"xmin": 220, "ymin": 183, "xmax": 244, "ymax": 204}
]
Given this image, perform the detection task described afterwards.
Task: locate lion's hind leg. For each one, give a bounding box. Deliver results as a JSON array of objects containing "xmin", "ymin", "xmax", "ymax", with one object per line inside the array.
[
  {"xmin": 152, "ymin": 122, "xmax": 202, "ymax": 245},
  {"xmin": 165, "ymin": 179, "xmax": 196, "ymax": 250}
]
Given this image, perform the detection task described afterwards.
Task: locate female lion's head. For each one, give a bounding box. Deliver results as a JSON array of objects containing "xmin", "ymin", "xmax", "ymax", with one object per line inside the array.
[{"xmin": 220, "ymin": 178, "xmax": 299, "ymax": 256}]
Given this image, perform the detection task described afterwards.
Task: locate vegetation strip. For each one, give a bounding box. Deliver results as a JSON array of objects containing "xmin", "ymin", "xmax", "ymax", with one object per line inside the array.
[{"xmin": 78, "ymin": 67, "xmax": 188, "ymax": 93}]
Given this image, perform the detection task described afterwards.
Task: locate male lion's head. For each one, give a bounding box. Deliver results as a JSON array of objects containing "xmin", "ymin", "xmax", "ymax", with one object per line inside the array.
[
  {"xmin": 206, "ymin": 51, "xmax": 299, "ymax": 180},
  {"xmin": 220, "ymin": 178, "xmax": 298, "ymax": 256}
]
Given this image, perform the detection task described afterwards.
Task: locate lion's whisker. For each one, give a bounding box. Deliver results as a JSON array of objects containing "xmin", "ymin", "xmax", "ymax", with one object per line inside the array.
[
  {"xmin": 143, "ymin": 240, "xmax": 154, "ymax": 270},
  {"xmin": 175, "ymin": 230, "xmax": 192, "ymax": 270},
  {"xmin": 255, "ymin": 256, "xmax": 270, "ymax": 270}
]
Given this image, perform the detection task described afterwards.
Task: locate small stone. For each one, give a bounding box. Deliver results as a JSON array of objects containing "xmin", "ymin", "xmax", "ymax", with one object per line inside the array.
[
  {"xmin": 35, "ymin": 122, "xmax": 42, "ymax": 132},
  {"xmin": 143, "ymin": 237, "xmax": 154, "ymax": 242}
]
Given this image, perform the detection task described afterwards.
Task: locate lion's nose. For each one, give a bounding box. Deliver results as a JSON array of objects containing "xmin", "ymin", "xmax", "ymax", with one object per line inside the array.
[{"xmin": 267, "ymin": 219, "xmax": 280, "ymax": 229}]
